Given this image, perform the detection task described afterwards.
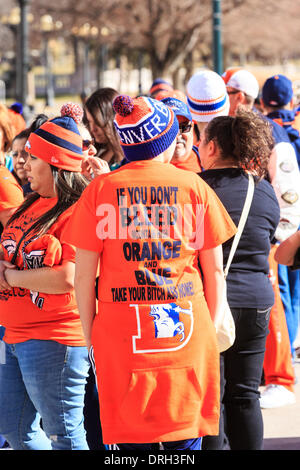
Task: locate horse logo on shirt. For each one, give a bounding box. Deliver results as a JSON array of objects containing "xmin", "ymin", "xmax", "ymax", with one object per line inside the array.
[
  {"xmin": 150, "ymin": 303, "xmax": 185, "ymax": 342},
  {"xmin": 131, "ymin": 301, "xmax": 193, "ymax": 354}
]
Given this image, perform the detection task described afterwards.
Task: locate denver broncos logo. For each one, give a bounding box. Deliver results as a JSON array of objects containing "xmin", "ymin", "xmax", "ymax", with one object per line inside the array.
[
  {"xmin": 150, "ymin": 303, "xmax": 185, "ymax": 341},
  {"xmin": 1, "ymin": 234, "xmax": 17, "ymax": 257},
  {"xmin": 131, "ymin": 301, "xmax": 193, "ymax": 354}
]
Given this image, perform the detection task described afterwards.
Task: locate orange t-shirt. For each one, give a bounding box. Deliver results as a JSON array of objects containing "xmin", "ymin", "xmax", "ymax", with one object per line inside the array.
[
  {"xmin": 0, "ymin": 166, "xmax": 24, "ymax": 212},
  {"xmin": 0, "ymin": 196, "xmax": 85, "ymax": 346},
  {"xmin": 171, "ymin": 147, "xmax": 202, "ymax": 173},
  {"xmin": 63, "ymin": 160, "xmax": 236, "ymax": 444}
]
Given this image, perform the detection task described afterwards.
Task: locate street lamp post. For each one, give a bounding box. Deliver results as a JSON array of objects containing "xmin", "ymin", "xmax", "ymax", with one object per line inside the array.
[
  {"xmin": 41, "ymin": 15, "xmax": 54, "ymax": 108},
  {"xmin": 1, "ymin": 7, "xmax": 20, "ymax": 100},
  {"xmin": 99, "ymin": 27, "xmax": 109, "ymax": 89},
  {"xmin": 40, "ymin": 15, "xmax": 63, "ymax": 108},
  {"xmin": 76, "ymin": 23, "xmax": 98, "ymax": 96},
  {"xmin": 137, "ymin": 50, "xmax": 143, "ymax": 95},
  {"xmin": 212, "ymin": 0, "xmax": 223, "ymax": 75},
  {"xmin": 18, "ymin": 0, "xmax": 30, "ymax": 120}
]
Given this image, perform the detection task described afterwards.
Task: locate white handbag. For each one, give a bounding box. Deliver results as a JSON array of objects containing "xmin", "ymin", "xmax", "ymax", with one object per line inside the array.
[{"xmin": 215, "ymin": 174, "xmax": 255, "ymax": 353}]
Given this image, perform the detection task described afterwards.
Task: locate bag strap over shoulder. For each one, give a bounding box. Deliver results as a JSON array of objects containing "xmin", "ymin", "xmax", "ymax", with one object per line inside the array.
[{"xmin": 224, "ymin": 173, "xmax": 255, "ymax": 279}]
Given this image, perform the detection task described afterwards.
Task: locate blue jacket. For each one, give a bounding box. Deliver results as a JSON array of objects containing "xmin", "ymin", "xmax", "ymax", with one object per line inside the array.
[{"xmin": 267, "ymin": 109, "xmax": 300, "ymax": 169}]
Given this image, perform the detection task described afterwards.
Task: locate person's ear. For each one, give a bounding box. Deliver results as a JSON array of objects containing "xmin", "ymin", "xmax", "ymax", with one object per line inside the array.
[
  {"xmin": 207, "ymin": 139, "xmax": 217, "ymax": 157},
  {"xmin": 237, "ymin": 91, "xmax": 246, "ymax": 104}
]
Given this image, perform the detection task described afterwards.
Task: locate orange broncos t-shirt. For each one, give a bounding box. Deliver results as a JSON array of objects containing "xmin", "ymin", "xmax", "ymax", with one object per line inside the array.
[
  {"xmin": 0, "ymin": 196, "xmax": 85, "ymax": 346},
  {"xmin": 0, "ymin": 165, "xmax": 24, "ymax": 212},
  {"xmin": 63, "ymin": 160, "xmax": 236, "ymax": 444}
]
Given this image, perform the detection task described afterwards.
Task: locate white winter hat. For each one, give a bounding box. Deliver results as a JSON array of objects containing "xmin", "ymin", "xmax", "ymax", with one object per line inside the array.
[
  {"xmin": 186, "ymin": 70, "xmax": 230, "ymax": 122},
  {"xmin": 222, "ymin": 68, "xmax": 259, "ymax": 99}
]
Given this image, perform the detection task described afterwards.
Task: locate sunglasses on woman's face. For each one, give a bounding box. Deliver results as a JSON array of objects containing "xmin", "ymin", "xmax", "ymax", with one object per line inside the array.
[
  {"xmin": 82, "ymin": 139, "xmax": 95, "ymax": 151},
  {"xmin": 179, "ymin": 122, "xmax": 192, "ymax": 134}
]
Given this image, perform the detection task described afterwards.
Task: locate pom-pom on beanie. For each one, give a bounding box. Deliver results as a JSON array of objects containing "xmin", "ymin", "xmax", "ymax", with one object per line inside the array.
[
  {"xmin": 186, "ymin": 70, "xmax": 229, "ymax": 122},
  {"xmin": 113, "ymin": 94, "xmax": 179, "ymax": 161},
  {"xmin": 25, "ymin": 103, "xmax": 84, "ymax": 172},
  {"xmin": 10, "ymin": 102, "xmax": 23, "ymax": 115}
]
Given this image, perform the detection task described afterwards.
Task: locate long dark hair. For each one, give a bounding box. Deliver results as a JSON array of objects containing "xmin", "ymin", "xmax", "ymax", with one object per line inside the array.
[
  {"xmin": 204, "ymin": 109, "xmax": 274, "ymax": 179},
  {"xmin": 7, "ymin": 166, "xmax": 88, "ymax": 238},
  {"xmin": 83, "ymin": 87, "xmax": 124, "ymax": 165}
]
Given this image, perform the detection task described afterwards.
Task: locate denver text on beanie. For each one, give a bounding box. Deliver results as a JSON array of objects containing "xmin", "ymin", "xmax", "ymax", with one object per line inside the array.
[
  {"xmin": 25, "ymin": 103, "xmax": 84, "ymax": 172},
  {"xmin": 262, "ymin": 74, "xmax": 293, "ymax": 107},
  {"xmin": 113, "ymin": 95, "xmax": 179, "ymax": 161},
  {"xmin": 186, "ymin": 70, "xmax": 229, "ymax": 122}
]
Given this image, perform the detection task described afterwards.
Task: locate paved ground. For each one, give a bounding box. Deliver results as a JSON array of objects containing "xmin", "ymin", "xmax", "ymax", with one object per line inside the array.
[{"xmin": 262, "ymin": 358, "xmax": 300, "ymax": 450}]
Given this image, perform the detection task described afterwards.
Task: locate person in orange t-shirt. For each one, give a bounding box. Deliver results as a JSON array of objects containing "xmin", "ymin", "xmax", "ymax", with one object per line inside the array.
[
  {"xmin": 63, "ymin": 95, "xmax": 236, "ymax": 450},
  {"xmin": 0, "ymin": 165, "xmax": 24, "ymax": 233},
  {"xmin": 0, "ymin": 103, "xmax": 24, "ymax": 233},
  {"xmin": 0, "ymin": 103, "xmax": 91, "ymax": 450}
]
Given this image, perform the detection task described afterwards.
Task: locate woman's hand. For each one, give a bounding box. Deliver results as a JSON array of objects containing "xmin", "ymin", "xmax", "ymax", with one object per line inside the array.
[
  {"xmin": 0, "ymin": 260, "xmax": 16, "ymax": 290},
  {"xmin": 81, "ymin": 157, "xmax": 110, "ymax": 180}
]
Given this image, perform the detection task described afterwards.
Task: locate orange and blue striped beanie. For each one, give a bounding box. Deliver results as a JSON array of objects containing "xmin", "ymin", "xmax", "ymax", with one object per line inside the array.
[
  {"xmin": 149, "ymin": 78, "xmax": 173, "ymax": 97},
  {"xmin": 25, "ymin": 103, "xmax": 84, "ymax": 172},
  {"xmin": 186, "ymin": 70, "xmax": 229, "ymax": 122},
  {"xmin": 113, "ymin": 95, "xmax": 179, "ymax": 161}
]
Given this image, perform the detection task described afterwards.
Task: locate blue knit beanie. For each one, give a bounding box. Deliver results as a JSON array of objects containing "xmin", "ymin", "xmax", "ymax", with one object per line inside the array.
[{"xmin": 113, "ymin": 95, "xmax": 179, "ymax": 161}]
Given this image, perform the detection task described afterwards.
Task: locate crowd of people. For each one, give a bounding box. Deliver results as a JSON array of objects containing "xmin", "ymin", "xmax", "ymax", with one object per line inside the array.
[{"xmin": 0, "ymin": 65, "xmax": 299, "ymax": 451}]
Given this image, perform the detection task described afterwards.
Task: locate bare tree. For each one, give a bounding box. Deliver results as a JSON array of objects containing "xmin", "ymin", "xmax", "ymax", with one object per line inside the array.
[{"xmin": 1, "ymin": 0, "xmax": 300, "ymax": 85}]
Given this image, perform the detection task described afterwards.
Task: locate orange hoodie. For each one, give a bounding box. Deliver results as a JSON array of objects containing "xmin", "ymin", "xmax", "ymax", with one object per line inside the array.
[{"xmin": 63, "ymin": 160, "xmax": 236, "ymax": 443}]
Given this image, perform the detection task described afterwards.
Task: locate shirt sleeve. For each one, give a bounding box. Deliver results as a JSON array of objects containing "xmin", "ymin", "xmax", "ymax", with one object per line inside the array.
[
  {"xmin": 268, "ymin": 143, "xmax": 300, "ymax": 242},
  {"xmin": 0, "ymin": 168, "xmax": 24, "ymax": 211},
  {"xmin": 61, "ymin": 179, "xmax": 104, "ymax": 253},
  {"xmin": 49, "ymin": 204, "xmax": 78, "ymax": 263}
]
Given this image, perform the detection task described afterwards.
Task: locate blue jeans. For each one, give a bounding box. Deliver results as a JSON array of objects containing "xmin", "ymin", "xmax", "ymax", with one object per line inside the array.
[
  {"xmin": 0, "ymin": 339, "xmax": 90, "ymax": 450},
  {"xmin": 0, "ymin": 326, "xmax": 4, "ymax": 340},
  {"xmin": 0, "ymin": 326, "xmax": 6, "ymax": 447}
]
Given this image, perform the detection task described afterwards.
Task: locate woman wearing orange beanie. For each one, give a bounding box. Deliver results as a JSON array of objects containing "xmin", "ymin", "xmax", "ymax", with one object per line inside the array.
[{"xmin": 0, "ymin": 103, "xmax": 90, "ymax": 450}]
